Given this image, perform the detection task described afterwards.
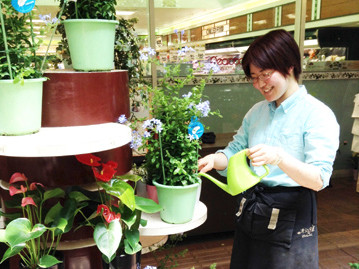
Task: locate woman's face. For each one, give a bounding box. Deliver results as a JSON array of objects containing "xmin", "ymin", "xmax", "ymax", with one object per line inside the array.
[{"xmin": 249, "ymin": 64, "xmax": 296, "ymax": 107}]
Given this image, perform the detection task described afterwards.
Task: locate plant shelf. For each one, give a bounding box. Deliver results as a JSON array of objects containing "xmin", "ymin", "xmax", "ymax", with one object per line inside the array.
[
  {"xmin": 0, "ymin": 123, "xmax": 131, "ymax": 157},
  {"xmin": 139, "ymin": 201, "xmax": 207, "ymax": 236}
]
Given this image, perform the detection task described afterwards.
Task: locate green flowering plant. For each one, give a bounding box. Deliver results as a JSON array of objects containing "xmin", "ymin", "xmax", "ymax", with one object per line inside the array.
[
  {"xmin": 74, "ymin": 153, "xmax": 161, "ymax": 263},
  {"xmin": 120, "ymin": 48, "xmax": 221, "ymax": 186},
  {"xmin": 0, "ymin": 173, "xmax": 83, "ymax": 268},
  {"xmin": 0, "ymin": 0, "xmax": 62, "ymax": 83}
]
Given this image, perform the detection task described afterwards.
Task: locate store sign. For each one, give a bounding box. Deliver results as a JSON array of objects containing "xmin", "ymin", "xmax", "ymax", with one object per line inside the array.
[
  {"xmin": 202, "ymin": 20, "xmax": 229, "ymax": 39},
  {"xmin": 209, "ymin": 56, "xmax": 242, "ymax": 66}
]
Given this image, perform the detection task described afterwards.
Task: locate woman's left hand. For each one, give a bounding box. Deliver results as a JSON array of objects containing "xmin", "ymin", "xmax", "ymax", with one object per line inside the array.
[{"xmin": 247, "ymin": 144, "xmax": 283, "ymax": 166}]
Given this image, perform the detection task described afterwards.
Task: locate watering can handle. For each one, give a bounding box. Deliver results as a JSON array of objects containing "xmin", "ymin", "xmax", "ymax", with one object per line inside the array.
[{"xmin": 259, "ymin": 164, "xmax": 270, "ymax": 179}]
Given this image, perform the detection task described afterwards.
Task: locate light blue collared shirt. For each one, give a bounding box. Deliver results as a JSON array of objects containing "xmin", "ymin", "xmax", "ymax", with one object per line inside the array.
[{"xmin": 217, "ymin": 85, "xmax": 340, "ymax": 189}]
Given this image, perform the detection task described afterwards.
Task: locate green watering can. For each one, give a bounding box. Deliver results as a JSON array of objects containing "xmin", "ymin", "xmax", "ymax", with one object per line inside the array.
[{"xmin": 198, "ymin": 149, "xmax": 270, "ymax": 196}]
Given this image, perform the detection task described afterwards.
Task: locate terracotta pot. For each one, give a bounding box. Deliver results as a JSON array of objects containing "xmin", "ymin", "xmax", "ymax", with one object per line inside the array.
[{"xmin": 146, "ymin": 184, "xmax": 159, "ymax": 204}]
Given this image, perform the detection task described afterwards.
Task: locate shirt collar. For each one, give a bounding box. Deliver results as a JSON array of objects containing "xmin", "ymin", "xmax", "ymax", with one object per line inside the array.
[{"xmin": 268, "ymin": 85, "xmax": 307, "ymax": 113}]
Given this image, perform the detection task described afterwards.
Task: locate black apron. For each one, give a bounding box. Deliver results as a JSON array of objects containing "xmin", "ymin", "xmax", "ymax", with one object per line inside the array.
[{"xmin": 230, "ymin": 184, "xmax": 318, "ymax": 269}]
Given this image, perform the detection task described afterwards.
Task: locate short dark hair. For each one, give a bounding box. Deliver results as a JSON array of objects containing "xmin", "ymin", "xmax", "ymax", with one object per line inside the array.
[{"xmin": 241, "ymin": 29, "xmax": 302, "ymax": 82}]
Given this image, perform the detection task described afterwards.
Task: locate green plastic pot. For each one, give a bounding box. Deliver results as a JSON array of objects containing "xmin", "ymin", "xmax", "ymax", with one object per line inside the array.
[
  {"xmin": 153, "ymin": 179, "xmax": 201, "ymax": 224},
  {"xmin": 0, "ymin": 78, "xmax": 45, "ymax": 136},
  {"xmin": 63, "ymin": 19, "xmax": 119, "ymax": 71}
]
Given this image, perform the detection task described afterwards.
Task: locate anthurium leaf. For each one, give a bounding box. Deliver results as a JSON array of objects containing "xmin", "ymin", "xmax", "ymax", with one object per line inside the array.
[
  {"xmin": 116, "ymin": 174, "xmax": 142, "ymax": 183},
  {"xmin": 5, "ymin": 218, "xmax": 46, "ymax": 248},
  {"xmin": 68, "ymin": 191, "xmax": 91, "ymax": 203},
  {"xmin": 52, "ymin": 198, "xmax": 77, "ymax": 235},
  {"xmin": 44, "ymin": 202, "xmax": 63, "ymax": 225},
  {"xmin": 43, "ymin": 188, "xmax": 65, "ymax": 202},
  {"xmin": 38, "ymin": 254, "xmax": 62, "ymax": 268},
  {"xmin": 0, "ymin": 244, "xmax": 25, "ymax": 264},
  {"xmin": 121, "ymin": 209, "xmax": 137, "ymax": 230},
  {"xmin": 53, "ymin": 218, "xmax": 68, "ymax": 233},
  {"xmin": 101, "ymin": 180, "xmax": 136, "ymax": 211},
  {"xmin": 124, "ymin": 239, "xmax": 142, "ymax": 255},
  {"xmin": 124, "ymin": 229, "xmax": 141, "ymax": 255},
  {"xmin": 102, "ymin": 252, "xmax": 116, "ymax": 264},
  {"xmin": 135, "ymin": 196, "xmax": 162, "ymax": 213},
  {"xmin": 93, "ymin": 220, "xmax": 122, "ymax": 262}
]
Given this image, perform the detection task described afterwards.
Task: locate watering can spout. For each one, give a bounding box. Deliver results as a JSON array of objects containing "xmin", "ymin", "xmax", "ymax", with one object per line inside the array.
[
  {"xmin": 198, "ymin": 149, "xmax": 270, "ymax": 196},
  {"xmin": 197, "ymin": 172, "xmax": 237, "ymax": 196}
]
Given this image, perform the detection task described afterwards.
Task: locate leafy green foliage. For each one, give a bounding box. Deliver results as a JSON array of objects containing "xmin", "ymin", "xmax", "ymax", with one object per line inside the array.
[
  {"xmin": 141, "ymin": 64, "xmax": 221, "ymax": 186},
  {"xmin": 0, "ymin": 176, "xmax": 84, "ymax": 268},
  {"xmin": 0, "ymin": 0, "xmax": 43, "ymax": 80},
  {"xmin": 114, "ymin": 17, "xmax": 148, "ymax": 113},
  {"xmin": 58, "ymin": 0, "xmax": 117, "ymax": 20}
]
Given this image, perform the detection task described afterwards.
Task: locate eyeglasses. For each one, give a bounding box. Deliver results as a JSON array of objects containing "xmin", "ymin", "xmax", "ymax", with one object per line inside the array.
[{"xmin": 249, "ymin": 71, "xmax": 274, "ymax": 84}]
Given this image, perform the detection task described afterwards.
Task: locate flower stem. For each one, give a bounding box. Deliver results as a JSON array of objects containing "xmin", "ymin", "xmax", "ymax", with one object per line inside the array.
[
  {"xmin": 0, "ymin": 0, "xmax": 13, "ymax": 79},
  {"xmin": 158, "ymin": 132, "xmax": 166, "ymax": 183},
  {"xmin": 41, "ymin": 0, "xmax": 67, "ymax": 71}
]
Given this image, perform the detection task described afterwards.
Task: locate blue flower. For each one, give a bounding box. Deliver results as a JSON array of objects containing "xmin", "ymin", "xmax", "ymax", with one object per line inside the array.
[
  {"xmin": 196, "ymin": 100, "xmax": 210, "ymax": 117},
  {"xmin": 130, "ymin": 131, "xmax": 143, "ymax": 149},
  {"xmin": 182, "ymin": 92, "xmax": 192, "ymax": 98},
  {"xmin": 118, "ymin": 114, "xmax": 127, "ymax": 124},
  {"xmin": 143, "ymin": 131, "xmax": 151, "ymax": 138},
  {"xmin": 142, "ymin": 118, "xmax": 163, "ymax": 133},
  {"xmin": 39, "ymin": 13, "xmax": 58, "ymax": 26}
]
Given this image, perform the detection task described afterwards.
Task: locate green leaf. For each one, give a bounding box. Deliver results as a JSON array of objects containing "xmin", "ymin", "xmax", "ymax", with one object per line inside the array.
[
  {"xmin": 44, "ymin": 202, "xmax": 63, "ymax": 225},
  {"xmin": 68, "ymin": 191, "xmax": 91, "ymax": 202},
  {"xmin": 38, "ymin": 255, "xmax": 62, "ymax": 268},
  {"xmin": 5, "ymin": 218, "xmax": 46, "ymax": 248},
  {"xmin": 101, "ymin": 180, "xmax": 136, "ymax": 211},
  {"xmin": 135, "ymin": 196, "xmax": 162, "ymax": 213},
  {"xmin": 93, "ymin": 220, "xmax": 122, "ymax": 262},
  {"xmin": 124, "ymin": 228, "xmax": 142, "ymax": 255},
  {"xmin": 116, "ymin": 174, "xmax": 142, "ymax": 183},
  {"xmin": 0, "ymin": 244, "xmax": 25, "ymax": 264},
  {"xmin": 43, "ymin": 188, "xmax": 65, "ymax": 202},
  {"xmin": 52, "ymin": 198, "xmax": 77, "ymax": 234}
]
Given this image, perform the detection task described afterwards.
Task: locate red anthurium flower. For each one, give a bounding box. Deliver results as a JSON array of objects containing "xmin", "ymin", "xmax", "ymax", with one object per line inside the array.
[
  {"xmin": 97, "ymin": 205, "xmax": 112, "ymax": 223},
  {"xmin": 21, "ymin": 197, "xmax": 37, "ymax": 207},
  {"xmin": 104, "ymin": 161, "xmax": 118, "ymax": 169},
  {"xmin": 9, "ymin": 185, "xmax": 27, "ymax": 196},
  {"xmin": 29, "ymin": 182, "xmax": 45, "ymax": 191},
  {"xmin": 9, "ymin": 173, "xmax": 28, "ymax": 184},
  {"xmin": 76, "ymin": 154, "xmax": 101, "ymax": 167},
  {"xmin": 92, "ymin": 164, "xmax": 116, "ymax": 182},
  {"xmin": 97, "ymin": 205, "xmax": 121, "ymax": 223}
]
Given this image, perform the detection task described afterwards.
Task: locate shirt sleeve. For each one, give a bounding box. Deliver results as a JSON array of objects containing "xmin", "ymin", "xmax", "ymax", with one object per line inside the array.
[{"xmin": 303, "ymin": 100, "xmax": 340, "ymax": 189}]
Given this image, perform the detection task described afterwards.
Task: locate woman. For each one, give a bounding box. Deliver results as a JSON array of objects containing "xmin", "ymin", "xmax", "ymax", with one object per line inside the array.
[{"xmin": 198, "ymin": 29, "xmax": 339, "ymax": 269}]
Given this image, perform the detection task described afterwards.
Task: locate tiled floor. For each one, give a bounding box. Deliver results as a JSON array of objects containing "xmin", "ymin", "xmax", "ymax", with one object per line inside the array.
[{"xmin": 141, "ymin": 175, "xmax": 359, "ymax": 269}]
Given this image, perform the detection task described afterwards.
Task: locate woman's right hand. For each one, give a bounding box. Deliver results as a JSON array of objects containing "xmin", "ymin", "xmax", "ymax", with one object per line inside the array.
[{"xmin": 198, "ymin": 153, "xmax": 228, "ymax": 173}]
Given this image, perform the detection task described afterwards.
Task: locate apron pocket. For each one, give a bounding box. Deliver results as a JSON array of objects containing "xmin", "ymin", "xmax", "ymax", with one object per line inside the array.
[{"xmin": 251, "ymin": 202, "xmax": 296, "ymax": 249}]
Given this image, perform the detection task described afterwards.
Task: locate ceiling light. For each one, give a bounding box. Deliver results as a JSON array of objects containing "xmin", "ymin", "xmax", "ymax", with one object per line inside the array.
[{"xmin": 116, "ymin": 11, "xmax": 135, "ymax": 16}]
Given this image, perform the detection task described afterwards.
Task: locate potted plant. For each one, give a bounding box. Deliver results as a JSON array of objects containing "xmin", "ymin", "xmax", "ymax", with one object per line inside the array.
[
  {"xmin": 0, "ymin": 0, "xmax": 58, "ymax": 135},
  {"xmin": 74, "ymin": 153, "xmax": 162, "ymax": 267},
  {"xmin": 0, "ymin": 172, "xmax": 83, "ymax": 268},
  {"xmin": 126, "ymin": 52, "xmax": 221, "ymax": 224},
  {"xmin": 57, "ymin": 0, "xmax": 119, "ymax": 71}
]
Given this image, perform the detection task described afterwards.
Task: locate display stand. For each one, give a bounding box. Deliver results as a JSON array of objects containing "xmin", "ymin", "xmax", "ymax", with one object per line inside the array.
[{"xmin": 0, "ymin": 70, "xmax": 208, "ymax": 268}]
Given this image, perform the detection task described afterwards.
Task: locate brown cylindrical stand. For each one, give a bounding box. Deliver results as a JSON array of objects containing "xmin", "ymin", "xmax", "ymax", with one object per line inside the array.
[{"xmin": 2, "ymin": 70, "xmax": 132, "ymax": 269}]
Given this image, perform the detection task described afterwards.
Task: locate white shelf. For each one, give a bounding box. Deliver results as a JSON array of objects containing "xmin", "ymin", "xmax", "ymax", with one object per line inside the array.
[
  {"xmin": 139, "ymin": 202, "xmax": 207, "ymax": 236},
  {"xmin": 0, "ymin": 123, "xmax": 131, "ymax": 157}
]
